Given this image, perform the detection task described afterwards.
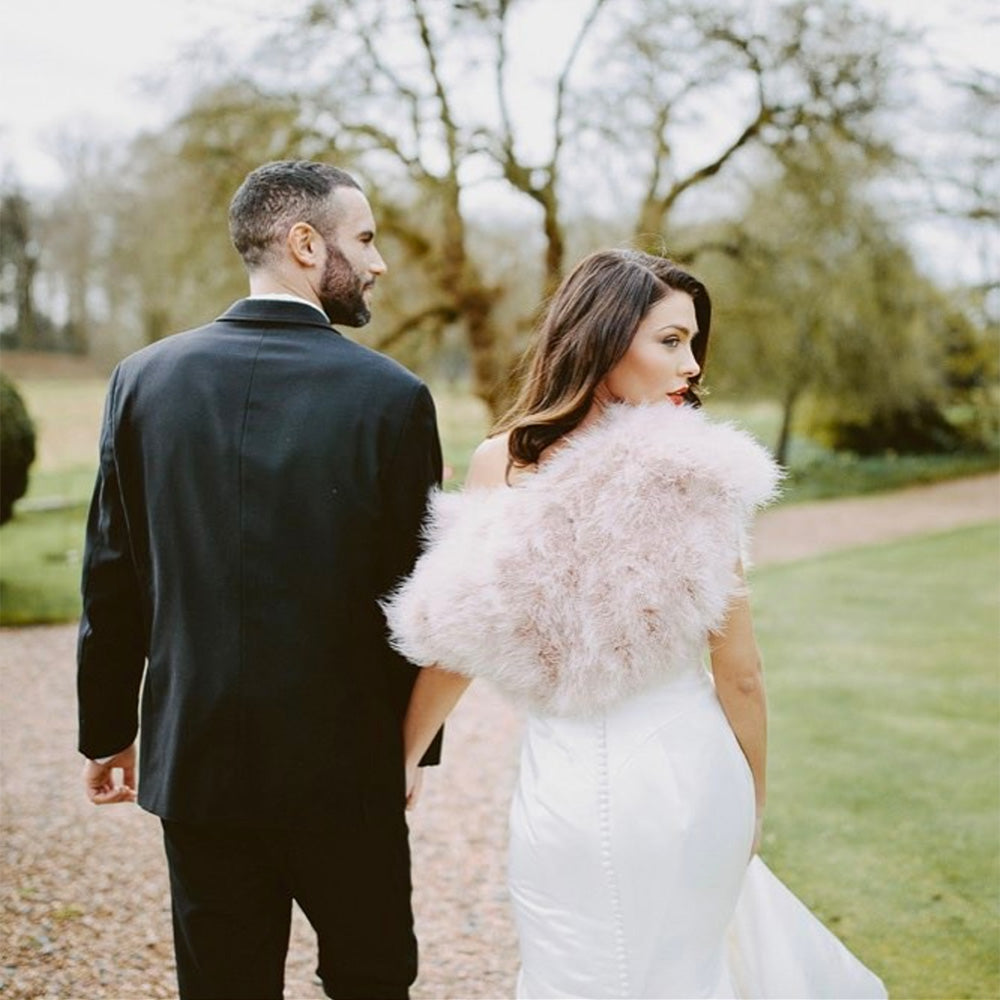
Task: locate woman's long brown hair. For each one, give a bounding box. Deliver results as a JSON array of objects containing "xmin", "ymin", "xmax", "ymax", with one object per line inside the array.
[{"xmin": 493, "ymin": 249, "xmax": 711, "ymax": 469}]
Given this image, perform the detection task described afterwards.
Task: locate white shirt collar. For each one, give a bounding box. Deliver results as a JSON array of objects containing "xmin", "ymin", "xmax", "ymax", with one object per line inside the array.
[{"xmin": 245, "ymin": 293, "xmax": 328, "ymax": 321}]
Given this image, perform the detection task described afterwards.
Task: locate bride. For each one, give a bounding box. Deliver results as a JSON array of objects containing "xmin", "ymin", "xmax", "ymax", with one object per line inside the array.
[{"xmin": 384, "ymin": 249, "xmax": 887, "ymax": 999}]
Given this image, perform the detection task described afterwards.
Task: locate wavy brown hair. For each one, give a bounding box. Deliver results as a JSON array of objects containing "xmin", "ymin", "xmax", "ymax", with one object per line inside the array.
[{"xmin": 493, "ymin": 249, "xmax": 711, "ymax": 469}]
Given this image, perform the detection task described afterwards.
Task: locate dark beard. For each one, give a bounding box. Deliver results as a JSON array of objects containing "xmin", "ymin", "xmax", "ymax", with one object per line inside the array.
[{"xmin": 319, "ymin": 245, "xmax": 371, "ymax": 327}]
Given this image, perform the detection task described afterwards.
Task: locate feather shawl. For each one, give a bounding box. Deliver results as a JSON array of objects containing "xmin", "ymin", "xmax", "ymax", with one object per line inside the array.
[{"xmin": 382, "ymin": 402, "xmax": 782, "ymax": 717}]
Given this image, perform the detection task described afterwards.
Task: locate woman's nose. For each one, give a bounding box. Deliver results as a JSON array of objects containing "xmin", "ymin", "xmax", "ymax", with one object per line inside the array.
[{"xmin": 681, "ymin": 348, "xmax": 700, "ymax": 378}]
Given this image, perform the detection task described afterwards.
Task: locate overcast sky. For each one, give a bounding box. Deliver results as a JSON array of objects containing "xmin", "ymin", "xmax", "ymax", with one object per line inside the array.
[
  {"xmin": 1, "ymin": 0, "xmax": 996, "ymax": 289},
  {"xmin": 1, "ymin": 0, "xmax": 995, "ymax": 190}
]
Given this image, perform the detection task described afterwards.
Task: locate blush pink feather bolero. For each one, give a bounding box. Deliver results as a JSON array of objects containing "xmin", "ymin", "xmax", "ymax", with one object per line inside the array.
[{"xmin": 382, "ymin": 402, "xmax": 782, "ymax": 717}]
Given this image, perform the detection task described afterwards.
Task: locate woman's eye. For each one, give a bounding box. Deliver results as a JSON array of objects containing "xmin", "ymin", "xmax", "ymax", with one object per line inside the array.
[{"xmin": 662, "ymin": 337, "xmax": 680, "ymax": 348}]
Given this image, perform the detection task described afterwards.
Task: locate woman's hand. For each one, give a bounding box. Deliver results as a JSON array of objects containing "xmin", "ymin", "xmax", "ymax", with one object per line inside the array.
[
  {"xmin": 405, "ymin": 760, "xmax": 424, "ymax": 810},
  {"xmin": 401, "ymin": 666, "xmax": 473, "ymax": 810}
]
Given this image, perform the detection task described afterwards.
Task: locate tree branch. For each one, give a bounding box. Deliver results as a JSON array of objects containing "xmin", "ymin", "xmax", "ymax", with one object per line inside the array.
[
  {"xmin": 494, "ymin": 0, "xmax": 516, "ymax": 164},
  {"xmin": 553, "ymin": 0, "xmax": 609, "ymax": 162},
  {"xmin": 409, "ymin": 0, "xmax": 460, "ymax": 181},
  {"xmin": 337, "ymin": 121, "xmax": 424, "ymax": 174},
  {"xmin": 375, "ymin": 302, "xmax": 458, "ymax": 353},
  {"xmin": 356, "ymin": 15, "xmax": 426, "ymax": 158},
  {"xmin": 641, "ymin": 103, "xmax": 771, "ymax": 233}
]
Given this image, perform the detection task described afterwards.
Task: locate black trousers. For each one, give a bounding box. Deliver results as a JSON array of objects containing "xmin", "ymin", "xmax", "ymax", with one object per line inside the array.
[{"xmin": 161, "ymin": 812, "xmax": 415, "ymax": 1000}]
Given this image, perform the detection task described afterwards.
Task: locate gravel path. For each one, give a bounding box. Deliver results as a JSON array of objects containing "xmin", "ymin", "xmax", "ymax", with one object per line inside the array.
[
  {"xmin": 0, "ymin": 625, "xmax": 521, "ymax": 1000},
  {"xmin": 751, "ymin": 472, "xmax": 999, "ymax": 566},
  {"xmin": 1, "ymin": 472, "xmax": 997, "ymax": 999}
]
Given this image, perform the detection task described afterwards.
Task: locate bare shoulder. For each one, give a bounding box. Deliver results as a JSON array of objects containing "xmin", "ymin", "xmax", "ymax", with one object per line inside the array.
[{"xmin": 466, "ymin": 432, "xmax": 511, "ymax": 489}]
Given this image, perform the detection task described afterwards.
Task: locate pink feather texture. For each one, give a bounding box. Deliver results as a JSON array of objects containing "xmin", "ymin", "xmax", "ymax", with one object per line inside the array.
[{"xmin": 382, "ymin": 403, "xmax": 782, "ymax": 716}]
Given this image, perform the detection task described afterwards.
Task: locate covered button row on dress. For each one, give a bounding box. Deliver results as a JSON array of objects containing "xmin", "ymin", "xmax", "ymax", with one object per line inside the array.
[{"xmin": 595, "ymin": 718, "xmax": 631, "ymax": 998}]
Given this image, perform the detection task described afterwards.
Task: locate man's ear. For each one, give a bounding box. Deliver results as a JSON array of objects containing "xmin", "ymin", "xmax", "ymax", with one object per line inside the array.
[{"xmin": 287, "ymin": 222, "xmax": 322, "ymax": 266}]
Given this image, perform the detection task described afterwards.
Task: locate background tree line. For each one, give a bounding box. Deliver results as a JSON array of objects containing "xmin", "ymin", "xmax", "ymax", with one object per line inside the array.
[{"xmin": 2, "ymin": 0, "xmax": 996, "ymax": 463}]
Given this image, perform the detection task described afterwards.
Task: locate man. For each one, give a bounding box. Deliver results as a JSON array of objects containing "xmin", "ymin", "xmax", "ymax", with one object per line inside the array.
[{"xmin": 77, "ymin": 160, "xmax": 443, "ymax": 1000}]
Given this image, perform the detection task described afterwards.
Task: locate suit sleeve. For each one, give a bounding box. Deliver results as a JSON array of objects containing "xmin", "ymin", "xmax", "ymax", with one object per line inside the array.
[
  {"xmin": 381, "ymin": 381, "xmax": 445, "ymax": 766},
  {"xmin": 77, "ymin": 367, "xmax": 147, "ymax": 759}
]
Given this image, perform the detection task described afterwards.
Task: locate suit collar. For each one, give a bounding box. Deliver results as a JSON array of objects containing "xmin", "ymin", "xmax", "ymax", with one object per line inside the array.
[{"xmin": 217, "ymin": 297, "xmax": 340, "ymax": 333}]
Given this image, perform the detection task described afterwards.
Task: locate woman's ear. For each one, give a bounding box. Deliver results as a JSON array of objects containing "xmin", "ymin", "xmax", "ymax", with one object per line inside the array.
[{"xmin": 287, "ymin": 222, "xmax": 322, "ymax": 267}]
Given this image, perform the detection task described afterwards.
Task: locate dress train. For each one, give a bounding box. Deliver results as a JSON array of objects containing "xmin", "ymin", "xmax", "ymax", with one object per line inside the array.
[{"xmin": 509, "ymin": 669, "xmax": 887, "ymax": 999}]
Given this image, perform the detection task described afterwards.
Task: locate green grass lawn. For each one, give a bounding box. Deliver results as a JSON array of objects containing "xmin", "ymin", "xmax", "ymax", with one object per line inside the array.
[
  {"xmin": 0, "ymin": 371, "xmax": 100, "ymax": 623},
  {"xmin": 0, "ymin": 466, "xmax": 94, "ymax": 625},
  {"xmin": 752, "ymin": 523, "xmax": 1000, "ymax": 999}
]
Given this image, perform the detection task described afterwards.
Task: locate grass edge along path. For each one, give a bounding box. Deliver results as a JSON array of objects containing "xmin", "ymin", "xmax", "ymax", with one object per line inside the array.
[{"xmin": 752, "ymin": 522, "xmax": 1000, "ymax": 1000}]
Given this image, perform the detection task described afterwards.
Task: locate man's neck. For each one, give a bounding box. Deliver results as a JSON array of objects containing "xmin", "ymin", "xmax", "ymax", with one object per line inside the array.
[
  {"xmin": 248, "ymin": 275, "xmax": 321, "ymax": 310},
  {"xmin": 246, "ymin": 276, "xmax": 327, "ymax": 320}
]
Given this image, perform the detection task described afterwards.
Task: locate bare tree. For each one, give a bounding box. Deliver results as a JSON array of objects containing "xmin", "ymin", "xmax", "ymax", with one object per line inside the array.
[
  {"xmin": 0, "ymin": 188, "xmax": 40, "ymax": 348},
  {"xmin": 40, "ymin": 135, "xmax": 117, "ymax": 354},
  {"xmin": 615, "ymin": 1, "xmax": 894, "ymax": 240},
  {"xmin": 262, "ymin": 0, "xmax": 896, "ymax": 415},
  {"xmin": 43, "ymin": 0, "xmax": 898, "ymax": 411},
  {"xmin": 928, "ymin": 66, "xmax": 999, "ymax": 310},
  {"xmin": 96, "ymin": 81, "xmax": 318, "ymax": 355}
]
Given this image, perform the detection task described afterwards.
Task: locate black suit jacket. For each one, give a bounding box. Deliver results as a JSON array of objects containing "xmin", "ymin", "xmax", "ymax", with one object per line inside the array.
[{"xmin": 78, "ymin": 299, "xmax": 443, "ymax": 829}]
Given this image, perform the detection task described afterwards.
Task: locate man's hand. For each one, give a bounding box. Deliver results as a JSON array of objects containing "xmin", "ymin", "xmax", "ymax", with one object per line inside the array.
[{"xmin": 83, "ymin": 744, "xmax": 137, "ymax": 805}]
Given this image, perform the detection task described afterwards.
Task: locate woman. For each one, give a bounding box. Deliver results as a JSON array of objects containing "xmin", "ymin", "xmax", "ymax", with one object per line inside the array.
[{"xmin": 384, "ymin": 249, "xmax": 886, "ymax": 999}]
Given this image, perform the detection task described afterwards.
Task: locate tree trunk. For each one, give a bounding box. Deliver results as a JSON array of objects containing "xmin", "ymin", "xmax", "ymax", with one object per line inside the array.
[
  {"xmin": 66, "ymin": 274, "xmax": 90, "ymax": 354},
  {"xmin": 775, "ymin": 381, "xmax": 801, "ymax": 467},
  {"xmin": 144, "ymin": 307, "xmax": 170, "ymax": 347},
  {"xmin": 15, "ymin": 255, "xmax": 37, "ymax": 348},
  {"xmin": 541, "ymin": 187, "xmax": 565, "ymax": 294},
  {"xmin": 460, "ymin": 282, "xmax": 508, "ymax": 419}
]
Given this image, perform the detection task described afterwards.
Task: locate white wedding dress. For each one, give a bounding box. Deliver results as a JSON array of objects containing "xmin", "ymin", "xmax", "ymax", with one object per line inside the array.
[
  {"xmin": 382, "ymin": 404, "xmax": 888, "ymax": 999},
  {"xmin": 508, "ymin": 663, "xmax": 887, "ymax": 999}
]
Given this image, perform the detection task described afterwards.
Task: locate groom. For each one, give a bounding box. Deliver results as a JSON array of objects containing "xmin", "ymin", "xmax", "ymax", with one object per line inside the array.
[{"xmin": 77, "ymin": 160, "xmax": 443, "ymax": 999}]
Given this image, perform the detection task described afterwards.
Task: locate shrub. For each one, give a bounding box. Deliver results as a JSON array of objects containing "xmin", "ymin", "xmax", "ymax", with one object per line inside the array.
[
  {"xmin": 1, "ymin": 373, "xmax": 36, "ymax": 524},
  {"xmin": 806, "ymin": 391, "xmax": 1000, "ymax": 457},
  {"xmin": 818, "ymin": 399, "xmax": 967, "ymax": 456}
]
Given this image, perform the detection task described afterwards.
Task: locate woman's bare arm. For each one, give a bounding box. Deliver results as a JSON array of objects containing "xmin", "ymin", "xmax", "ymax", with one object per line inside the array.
[
  {"xmin": 402, "ymin": 433, "xmax": 512, "ymax": 806},
  {"xmin": 709, "ymin": 571, "xmax": 767, "ymax": 850},
  {"xmin": 404, "ymin": 667, "xmax": 472, "ymax": 805}
]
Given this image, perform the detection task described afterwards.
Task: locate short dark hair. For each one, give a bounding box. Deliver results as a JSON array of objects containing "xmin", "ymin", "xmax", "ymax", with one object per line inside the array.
[
  {"xmin": 228, "ymin": 160, "xmax": 362, "ymax": 270},
  {"xmin": 495, "ymin": 249, "xmax": 711, "ymax": 467}
]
